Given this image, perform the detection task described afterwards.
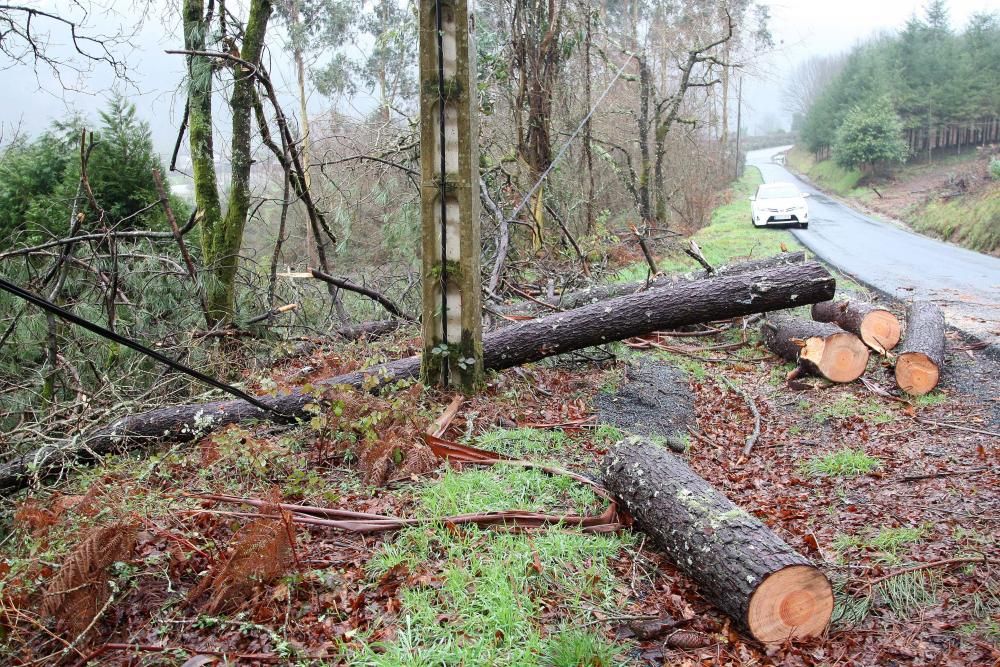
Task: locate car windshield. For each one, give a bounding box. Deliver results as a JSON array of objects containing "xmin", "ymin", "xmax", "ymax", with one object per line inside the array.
[{"xmin": 757, "ymin": 184, "xmax": 800, "ymax": 199}]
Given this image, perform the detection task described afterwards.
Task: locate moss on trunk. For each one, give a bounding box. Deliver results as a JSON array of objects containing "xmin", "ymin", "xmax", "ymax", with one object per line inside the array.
[{"xmin": 183, "ymin": 0, "xmax": 273, "ymax": 326}]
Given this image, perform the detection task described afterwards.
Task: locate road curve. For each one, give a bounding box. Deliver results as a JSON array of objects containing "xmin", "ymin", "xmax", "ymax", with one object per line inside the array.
[{"xmin": 748, "ymin": 146, "xmax": 1000, "ymax": 348}]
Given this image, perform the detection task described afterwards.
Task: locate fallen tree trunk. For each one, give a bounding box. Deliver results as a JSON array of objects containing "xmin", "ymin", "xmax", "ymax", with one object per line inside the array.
[
  {"xmin": 602, "ymin": 437, "xmax": 833, "ymax": 644},
  {"xmin": 811, "ymin": 299, "xmax": 901, "ymax": 353},
  {"xmin": 0, "ymin": 262, "xmax": 835, "ymax": 494},
  {"xmin": 336, "ymin": 319, "xmax": 404, "ymax": 341},
  {"xmin": 762, "ymin": 312, "xmax": 869, "ymax": 383},
  {"xmin": 500, "ymin": 251, "xmax": 808, "ymax": 316},
  {"xmin": 895, "ymin": 300, "xmax": 945, "ymax": 396}
]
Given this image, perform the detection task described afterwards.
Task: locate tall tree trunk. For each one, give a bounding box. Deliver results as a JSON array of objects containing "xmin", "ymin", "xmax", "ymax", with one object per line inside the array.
[
  {"xmin": 185, "ymin": 0, "xmax": 274, "ymax": 325},
  {"xmin": 637, "ymin": 54, "xmax": 653, "ymax": 227},
  {"xmin": 582, "ymin": 0, "xmax": 594, "ymax": 234},
  {"xmin": 183, "ymin": 0, "xmax": 224, "ymax": 324},
  {"xmin": 287, "ymin": 0, "xmax": 319, "ymax": 269},
  {"xmin": 513, "ymin": 0, "xmax": 565, "ymax": 251}
]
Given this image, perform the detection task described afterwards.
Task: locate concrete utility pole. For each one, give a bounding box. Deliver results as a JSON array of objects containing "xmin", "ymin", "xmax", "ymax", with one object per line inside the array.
[{"xmin": 418, "ymin": 0, "xmax": 483, "ymax": 392}]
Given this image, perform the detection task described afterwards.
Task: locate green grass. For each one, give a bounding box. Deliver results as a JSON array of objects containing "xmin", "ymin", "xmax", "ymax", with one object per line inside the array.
[
  {"xmin": 911, "ymin": 185, "xmax": 1000, "ymax": 254},
  {"xmin": 612, "ymin": 167, "xmax": 803, "ymax": 282},
  {"xmin": 913, "ymin": 391, "xmax": 948, "ymax": 408},
  {"xmin": 351, "ymin": 427, "xmax": 634, "ymax": 665},
  {"xmin": 785, "ymin": 147, "xmax": 864, "ymax": 196},
  {"xmin": 809, "ymin": 160, "xmax": 864, "ymax": 196},
  {"xmin": 802, "ymin": 448, "xmax": 881, "ymax": 478},
  {"xmin": 813, "ymin": 394, "xmax": 896, "ymax": 425}
]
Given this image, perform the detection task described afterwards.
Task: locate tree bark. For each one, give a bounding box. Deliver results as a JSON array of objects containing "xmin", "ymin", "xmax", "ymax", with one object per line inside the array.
[
  {"xmin": 602, "ymin": 437, "xmax": 833, "ymax": 644},
  {"xmin": 500, "ymin": 251, "xmax": 807, "ymax": 317},
  {"xmin": 0, "ymin": 262, "xmax": 834, "ymax": 493},
  {"xmin": 895, "ymin": 300, "xmax": 945, "ymax": 396},
  {"xmin": 336, "ymin": 319, "xmax": 404, "ymax": 341},
  {"xmin": 762, "ymin": 312, "xmax": 870, "ymax": 383},
  {"xmin": 184, "ymin": 0, "xmax": 274, "ymax": 326},
  {"xmin": 811, "ymin": 299, "xmax": 901, "ymax": 353}
]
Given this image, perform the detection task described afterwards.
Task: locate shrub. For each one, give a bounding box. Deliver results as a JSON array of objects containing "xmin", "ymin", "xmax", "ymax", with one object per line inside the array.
[{"xmin": 990, "ymin": 157, "xmax": 1000, "ymax": 181}]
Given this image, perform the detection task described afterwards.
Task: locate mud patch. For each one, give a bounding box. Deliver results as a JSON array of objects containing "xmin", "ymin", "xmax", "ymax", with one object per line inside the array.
[{"xmin": 595, "ymin": 361, "xmax": 694, "ymax": 449}]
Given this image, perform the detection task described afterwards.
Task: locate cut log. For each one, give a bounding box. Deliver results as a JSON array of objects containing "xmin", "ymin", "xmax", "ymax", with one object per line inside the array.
[
  {"xmin": 895, "ymin": 301, "xmax": 945, "ymax": 396},
  {"xmin": 602, "ymin": 437, "xmax": 833, "ymax": 644},
  {"xmin": 500, "ymin": 251, "xmax": 808, "ymax": 316},
  {"xmin": 811, "ymin": 299, "xmax": 901, "ymax": 353},
  {"xmin": 0, "ymin": 262, "xmax": 835, "ymax": 494},
  {"xmin": 762, "ymin": 312, "xmax": 869, "ymax": 383}
]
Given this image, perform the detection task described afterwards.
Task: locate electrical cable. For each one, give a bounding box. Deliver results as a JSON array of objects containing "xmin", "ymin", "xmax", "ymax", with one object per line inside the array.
[{"xmin": 0, "ymin": 274, "xmax": 290, "ymax": 417}]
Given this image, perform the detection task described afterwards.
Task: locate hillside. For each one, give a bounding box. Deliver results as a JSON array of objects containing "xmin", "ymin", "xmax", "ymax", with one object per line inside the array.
[{"xmin": 786, "ymin": 146, "xmax": 1000, "ymax": 255}]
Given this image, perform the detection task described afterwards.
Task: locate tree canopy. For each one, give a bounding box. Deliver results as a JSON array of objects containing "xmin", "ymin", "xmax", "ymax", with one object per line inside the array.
[
  {"xmin": 0, "ymin": 95, "xmax": 184, "ymax": 247},
  {"xmin": 800, "ymin": 2, "xmax": 1000, "ymax": 155}
]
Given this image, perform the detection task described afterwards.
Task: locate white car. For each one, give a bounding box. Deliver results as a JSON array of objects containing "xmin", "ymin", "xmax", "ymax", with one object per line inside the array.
[{"xmin": 749, "ymin": 182, "xmax": 810, "ymax": 229}]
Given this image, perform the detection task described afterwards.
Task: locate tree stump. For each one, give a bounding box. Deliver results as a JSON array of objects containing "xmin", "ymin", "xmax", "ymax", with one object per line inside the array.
[
  {"xmin": 895, "ymin": 300, "xmax": 945, "ymax": 396},
  {"xmin": 762, "ymin": 312, "xmax": 870, "ymax": 383},
  {"xmin": 811, "ymin": 299, "xmax": 901, "ymax": 353},
  {"xmin": 602, "ymin": 437, "xmax": 833, "ymax": 643}
]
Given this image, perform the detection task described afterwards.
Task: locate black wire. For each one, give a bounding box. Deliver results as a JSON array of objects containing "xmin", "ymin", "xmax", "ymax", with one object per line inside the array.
[
  {"xmin": 435, "ymin": 0, "xmax": 449, "ymax": 385},
  {"xmin": 0, "ymin": 274, "xmax": 290, "ymax": 418}
]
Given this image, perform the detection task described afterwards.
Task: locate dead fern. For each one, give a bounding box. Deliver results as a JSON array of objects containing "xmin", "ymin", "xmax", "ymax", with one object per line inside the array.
[
  {"xmin": 13, "ymin": 500, "xmax": 59, "ymax": 536},
  {"xmin": 41, "ymin": 524, "xmax": 136, "ymax": 637},
  {"xmin": 192, "ymin": 496, "xmax": 296, "ymax": 614},
  {"xmin": 322, "ymin": 386, "xmax": 438, "ymax": 486}
]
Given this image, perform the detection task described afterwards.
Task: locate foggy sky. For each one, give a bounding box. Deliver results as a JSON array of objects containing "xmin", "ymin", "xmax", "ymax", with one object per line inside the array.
[
  {"xmin": 1, "ymin": 0, "xmax": 996, "ymax": 154},
  {"xmin": 743, "ymin": 0, "xmax": 995, "ymax": 133}
]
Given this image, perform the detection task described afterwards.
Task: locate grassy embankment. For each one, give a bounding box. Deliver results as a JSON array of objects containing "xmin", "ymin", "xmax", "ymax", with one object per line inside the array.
[
  {"xmin": 911, "ymin": 187, "xmax": 1000, "ymax": 254},
  {"xmin": 784, "ymin": 146, "xmax": 864, "ymax": 197}
]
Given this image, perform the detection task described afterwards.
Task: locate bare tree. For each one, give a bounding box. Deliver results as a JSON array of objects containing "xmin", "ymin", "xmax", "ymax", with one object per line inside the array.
[{"xmin": 0, "ymin": 1, "xmax": 133, "ymax": 79}]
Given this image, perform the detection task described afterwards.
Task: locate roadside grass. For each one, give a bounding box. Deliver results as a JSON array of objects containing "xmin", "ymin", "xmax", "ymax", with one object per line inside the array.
[
  {"xmin": 801, "ymin": 448, "xmax": 881, "ymax": 478},
  {"xmin": 912, "ymin": 185, "xmax": 1000, "ymax": 254},
  {"xmin": 355, "ymin": 428, "xmax": 634, "ymax": 665},
  {"xmin": 812, "ymin": 394, "xmax": 897, "ymax": 425},
  {"xmin": 613, "ymin": 167, "xmax": 804, "ymax": 282},
  {"xmin": 785, "ymin": 147, "xmax": 864, "ymax": 196}
]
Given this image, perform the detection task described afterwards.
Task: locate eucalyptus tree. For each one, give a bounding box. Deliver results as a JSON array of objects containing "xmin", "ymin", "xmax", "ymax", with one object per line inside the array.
[{"xmin": 311, "ymin": 0, "xmax": 419, "ymax": 120}]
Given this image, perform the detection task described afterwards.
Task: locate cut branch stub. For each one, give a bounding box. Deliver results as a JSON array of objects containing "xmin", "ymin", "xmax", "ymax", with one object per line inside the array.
[
  {"xmin": 602, "ymin": 437, "xmax": 833, "ymax": 643},
  {"xmin": 895, "ymin": 300, "xmax": 945, "ymax": 396},
  {"xmin": 811, "ymin": 299, "xmax": 901, "ymax": 353},
  {"xmin": 762, "ymin": 312, "xmax": 869, "ymax": 383}
]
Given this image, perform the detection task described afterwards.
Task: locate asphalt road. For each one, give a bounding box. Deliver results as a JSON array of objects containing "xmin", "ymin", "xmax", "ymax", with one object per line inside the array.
[{"xmin": 748, "ymin": 146, "xmax": 1000, "ymax": 348}]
